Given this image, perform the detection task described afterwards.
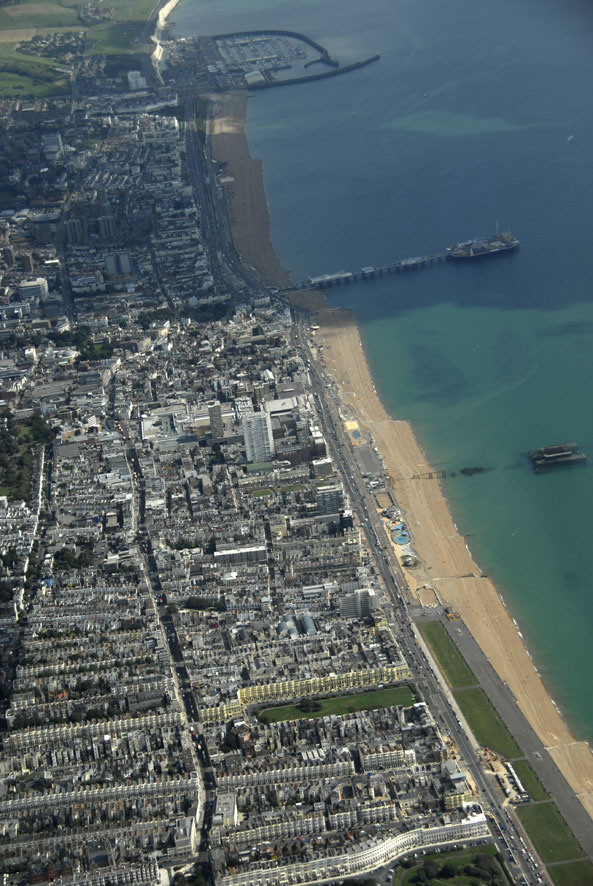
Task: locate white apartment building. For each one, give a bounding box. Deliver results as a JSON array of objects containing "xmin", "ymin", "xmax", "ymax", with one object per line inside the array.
[{"xmin": 242, "ymin": 411, "xmax": 275, "ymax": 462}]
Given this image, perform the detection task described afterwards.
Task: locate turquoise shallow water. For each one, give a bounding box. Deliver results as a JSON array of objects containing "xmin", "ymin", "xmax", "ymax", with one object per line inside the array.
[{"xmin": 172, "ymin": 0, "xmax": 593, "ymax": 739}]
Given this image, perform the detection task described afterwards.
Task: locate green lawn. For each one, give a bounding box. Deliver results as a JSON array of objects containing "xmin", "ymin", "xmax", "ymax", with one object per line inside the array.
[
  {"xmin": 111, "ymin": 0, "xmax": 157, "ymax": 23},
  {"xmin": 0, "ymin": 68, "xmax": 61, "ymax": 96},
  {"xmin": 548, "ymin": 860, "xmax": 593, "ymax": 886},
  {"xmin": 0, "ymin": 41, "xmax": 70, "ymax": 96},
  {"xmin": 0, "ymin": 0, "xmax": 151, "ymax": 95},
  {"xmin": 0, "ymin": 41, "xmax": 71, "ymax": 95},
  {"xmin": 397, "ymin": 844, "xmax": 506, "ymax": 886},
  {"xmin": 516, "ymin": 802, "xmax": 585, "ymax": 864},
  {"xmin": 512, "ymin": 759, "xmax": 549, "ymax": 801},
  {"xmin": 453, "ymin": 686, "xmax": 521, "ymax": 758},
  {"xmin": 259, "ymin": 685, "xmax": 416, "ymax": 723},
  {"xmin": 0, "ymin": 0, "xmax": 79, "ymax": 30},
  {"xmin": 418, "ymin": 620, "xmax": 476, "ymax": 688},
  {"xmin": 88, "ymin": 20, "xmax": 146, "ymax": 54},
  {"xmin": 0, "ymin": 413, "xmax": 55, "ymax": 501}
]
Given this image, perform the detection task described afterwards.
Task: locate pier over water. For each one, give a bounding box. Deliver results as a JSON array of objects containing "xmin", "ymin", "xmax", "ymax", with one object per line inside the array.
[
  {"xmin": 291, "ymin": 232, "xmax": 520, "ymax": 290},
  {"xmin": 291, "ymin": 252, "xmax": 448, "ymax": 290}
]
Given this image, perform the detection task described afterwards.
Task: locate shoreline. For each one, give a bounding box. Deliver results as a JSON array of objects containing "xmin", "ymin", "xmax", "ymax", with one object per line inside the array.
[
  {"xmin": 315, "ymin": 308, "xmax": 593, "ymax": 821},
  {"xmin": 207, "ymin": 91, "xmax": 292, "ymax": 289},
  {"xmin": 204, "ymin": 88, "xmax": 593, "ymax": 824},
  {"xmin": 149, "ymin": 0, "xmax": 182, "ymax": 75}
]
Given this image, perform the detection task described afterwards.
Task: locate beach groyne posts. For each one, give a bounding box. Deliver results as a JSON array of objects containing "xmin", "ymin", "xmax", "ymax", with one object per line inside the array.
[{"xmin": 292, "ymin": 252, "xmax": 447, "ymax": 290}]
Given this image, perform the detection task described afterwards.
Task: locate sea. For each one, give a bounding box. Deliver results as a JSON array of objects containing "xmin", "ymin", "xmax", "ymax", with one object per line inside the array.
[{"xmin": 171, "ymin": 0, "xmax": 593, "ymax": 741}]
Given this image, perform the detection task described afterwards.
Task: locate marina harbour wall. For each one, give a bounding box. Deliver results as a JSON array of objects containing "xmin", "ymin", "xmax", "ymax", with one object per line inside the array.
[
  {"xmin": 218, "ymin": 813, "xmax": 490, "ymax": 886},
  {"xmin": 211, "ymin": 29, "xmax": 338, "ymax": 62},
  {"xmin": 197, "ymin": 664, "xmax": 413, "ymax": 724},
  {"xmin": 161, "ymin": 28, "xmax": 379, "ymax": 90},
  {"xmin": 253, "ymin": 54, "xmax": 381, "ymax": 88}
]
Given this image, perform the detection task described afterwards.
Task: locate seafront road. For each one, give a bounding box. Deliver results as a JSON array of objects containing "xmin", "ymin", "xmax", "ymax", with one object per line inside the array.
[
  {"xmin": 295, "ymin": 314, "xmax": 593, "ymax": 880},
  {"xmin": 439, "ymin": 615, "xmax": 593, "ymax": 859}
]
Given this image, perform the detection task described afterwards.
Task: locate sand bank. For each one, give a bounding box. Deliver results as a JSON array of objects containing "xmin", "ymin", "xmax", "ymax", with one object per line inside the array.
[{"xmin": 206, "ymin": 88, "xmax": 593, "ymax": 823}]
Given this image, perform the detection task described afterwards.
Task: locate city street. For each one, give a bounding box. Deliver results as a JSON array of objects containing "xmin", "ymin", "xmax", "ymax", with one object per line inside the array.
[{"xmin": 295, "ymin": 317, "xmax": 557, "ymax": 884}]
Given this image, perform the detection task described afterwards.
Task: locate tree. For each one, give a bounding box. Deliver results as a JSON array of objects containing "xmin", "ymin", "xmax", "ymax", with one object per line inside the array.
[
  {"xmin": 297, "ymin": 697, "xmax": 322, "ymax": 713},
  {"xmin": 423, "ymin": 859, "xmax": 439, "ymax": 879}
]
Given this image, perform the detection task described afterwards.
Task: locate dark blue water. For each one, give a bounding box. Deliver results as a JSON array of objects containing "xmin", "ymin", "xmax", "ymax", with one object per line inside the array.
[{"xmin": 172, "ymin": 0, "xmax": 593, "ymax": 739}]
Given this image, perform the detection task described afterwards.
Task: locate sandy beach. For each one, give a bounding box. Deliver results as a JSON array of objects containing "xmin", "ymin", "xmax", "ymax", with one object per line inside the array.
[
  {"xmin": 205, "ymin": 89, "xmax": 593, "ymax": 824},
  {"xmin": 207, "ymin": 91, "xmax": 291, "ymax": 289},
  {"xmin": 314, "ymin": 308, "xmax": 593, "ymax": 821}
]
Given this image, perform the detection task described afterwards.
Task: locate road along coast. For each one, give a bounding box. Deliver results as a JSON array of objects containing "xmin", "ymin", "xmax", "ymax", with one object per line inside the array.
[
  {"xmin": 313, "ymin": 308, "xmax": 593, "ymax": 822},
  {"xmin": 205, "ymin": 88, "xmax": 593, "ymax": 826}
]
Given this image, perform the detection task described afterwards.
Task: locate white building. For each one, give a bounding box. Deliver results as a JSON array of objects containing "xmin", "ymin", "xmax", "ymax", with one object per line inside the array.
[
  {"xmin": 219, "ymin": 812, "xmax": 490, "ymax": 885},
  {"xmin": 339, "ymin": 587, "xmax": 377, "ymax": 619},
  {"xmin": 128, "ymin": 70, "xmax": 147, "ymax": 90},
  {"xmin": 42, "ymin": 132, "xmax": 63, "ymax": 161},
  {"xmin": 242, "ymin": 411, "xmax": 275, "ymax": 462},
  {"xmin": 18, "ymin": 277, "xmax": 48, "ymax": 300}
]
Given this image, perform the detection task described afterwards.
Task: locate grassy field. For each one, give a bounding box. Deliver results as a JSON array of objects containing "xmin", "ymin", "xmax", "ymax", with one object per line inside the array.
[
  {"xmin": 418, "ymin": 620, "xmax": 476, "ymax": 688},
  {"xmin": 88, "ymin": 20, "xmax": 146, "ymax": 55},
  {"xmin": 0, "ymin": 41, "xmax": 70, "ymax": 96},
  {"xmin": 0, "ymin": 67, "xmax": 61, "ymax": 96},
  {"xmin": 512, "ymin": 759, "xmax": 549, "ymax": 801},
  {"xmin": 113, "ymin": 0, "xmax": 156, "ymax": 23},
  {"xmin": 548, "ymin": 860, "xmax": 593, "ymax": 886},
  {"xmin": 0, "ymin": 413, "xmax": 55, "ymax": 501},
  {"xmin": 0, "ymin": 0, "xmax": 154, "ymax": 95},
  {"xmin": 453, "ymin": 686, "xmax": 521, "ymax": 758},
  {"xmin": 395, "ymin": 844, "xmax": 504, "ymax": 885},
  {"xmin": 0, "ymin": 1, "xmax": 79, "ymax": 31},
  {"xmin": 259, "ymin": 685, "xmax": 416, "ymax": 724},
  {"xmin": 516, "ymin": 802, "xmax": 584, "ymax": 864}
]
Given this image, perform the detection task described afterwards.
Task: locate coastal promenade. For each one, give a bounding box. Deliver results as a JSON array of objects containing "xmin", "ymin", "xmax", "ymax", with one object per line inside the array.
[
  {"xmin": 312, "ymin": 307, "xmax": 593, "ymax": 824},
  {"xmin": 205, "ymin": 89, "xmax": 593, "ymax": 839},
  {"xmin": 434, "ymin": 614, "xmax": 593, "ymax": 857}
]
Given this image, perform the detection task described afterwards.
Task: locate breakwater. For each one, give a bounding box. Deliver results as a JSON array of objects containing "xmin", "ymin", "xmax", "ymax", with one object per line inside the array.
[
  {"xmin": 212, "ymin": 29, "xmax": 339, "ymax": 63},
  {"xmin": 255, "ymin": 54, "xmax": 381, "ymax": 88},
  {"xmin": 212, "ymin": 29, "xmax": 380, "ymax": 89}
]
